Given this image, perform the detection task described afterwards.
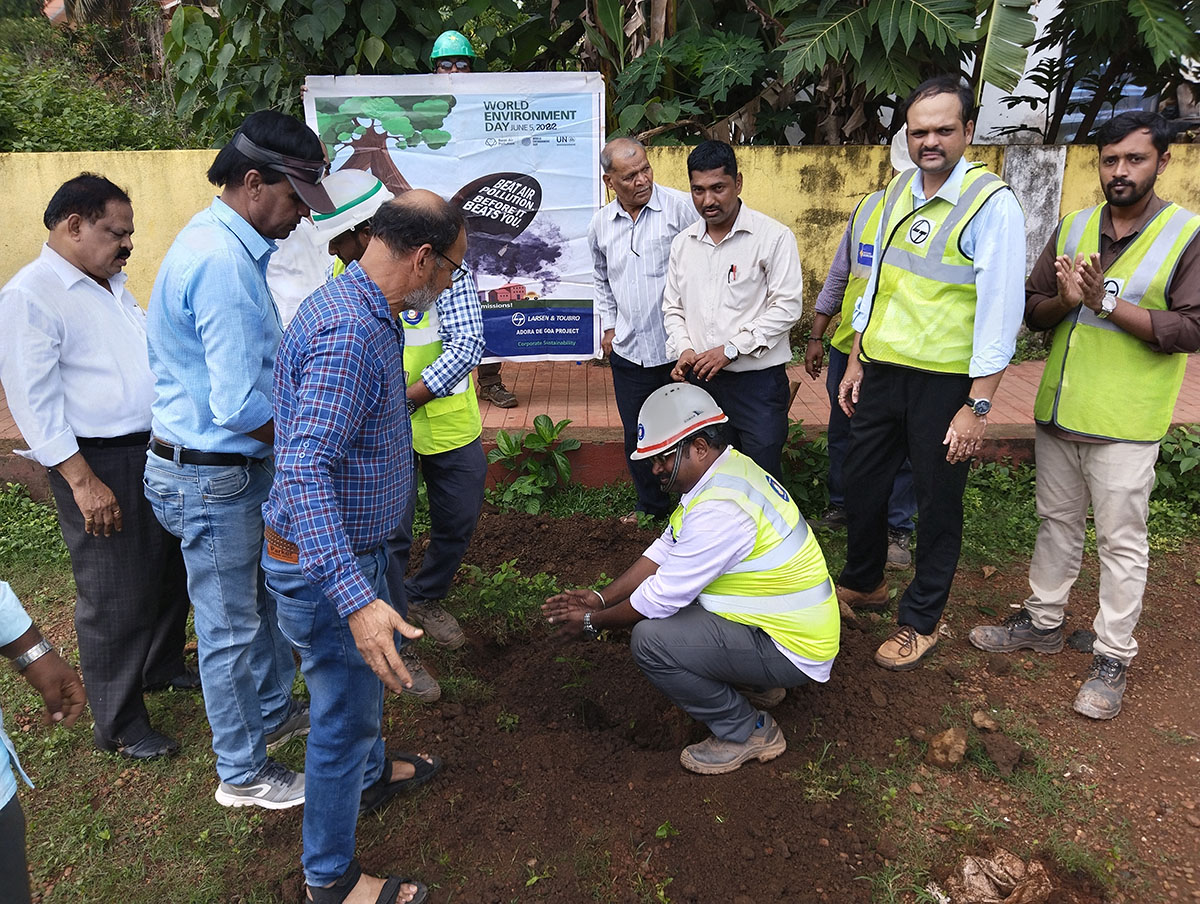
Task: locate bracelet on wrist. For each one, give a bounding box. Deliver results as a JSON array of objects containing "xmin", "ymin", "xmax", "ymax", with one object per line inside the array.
[
  {"xmin": 591, "ymin": 588, "xmax": 605, "ymax": 608},
  {"xmin": 807, "ymin": 335, "xmax": 824, "ymax": 342},
  {"xmin": 13, "ymin": 638, "xmax": 52, "ymax": 672}
]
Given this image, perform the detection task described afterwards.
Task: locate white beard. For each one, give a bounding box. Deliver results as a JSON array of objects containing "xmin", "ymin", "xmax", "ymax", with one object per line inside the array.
[{"xmin": 404, "ymin": 278, "xmax": 440, "ymax": 313}]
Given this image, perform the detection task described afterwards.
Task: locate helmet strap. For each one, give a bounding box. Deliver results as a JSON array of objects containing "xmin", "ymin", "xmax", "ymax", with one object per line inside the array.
[{"xmin": 661, "ymin": 438, "xmax": 687, "ymax": 494}]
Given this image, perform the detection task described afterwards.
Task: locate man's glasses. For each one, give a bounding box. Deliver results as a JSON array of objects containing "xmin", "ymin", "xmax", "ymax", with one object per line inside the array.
[
  {"xmin": 436, "ymin": 60, "xmax": 472, "ymax": 72},
  {"xmin": 435, "ymin": 249, "xmax": 468, "ymax": 283}
]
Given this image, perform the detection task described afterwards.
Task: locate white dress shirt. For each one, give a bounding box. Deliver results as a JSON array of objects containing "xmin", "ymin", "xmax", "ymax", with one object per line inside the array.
[
  {"xmin": 662, "ymin": 202, "xmax": 804, "ymax": 370},
  {"xmin": 629, "ymin": 447, "xmax": 833, "ymax": 682},
  {"xmin": 851, "ymin": 156, "xmax": 1027, "ymax": 377},
  {"xmin": 588, "ymin": 184, "xmax": 698, "ymax": 367},
  {"xmin": 0, "ymin": 244, "xmax": 155, "ymax": 466}
]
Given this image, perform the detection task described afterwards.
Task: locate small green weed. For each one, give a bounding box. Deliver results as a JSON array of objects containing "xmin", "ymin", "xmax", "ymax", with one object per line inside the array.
[
  {"xmin": 653, "ymin": 820, "xmax": 679, "ymax": 839},
  {"xmin": 451, "ymin": 559, "xmax": 559, "ymax": 643},
  {"xmin": 554, "ymin": 654, "xmax": 595, "ymax": 690},
  {"xmin": 789, "ymin": 741, "xmax": 845, "ymax": 801},
  {"xmin": 496, "ymin": 709, "xmax": 520, "ymax": 732}
]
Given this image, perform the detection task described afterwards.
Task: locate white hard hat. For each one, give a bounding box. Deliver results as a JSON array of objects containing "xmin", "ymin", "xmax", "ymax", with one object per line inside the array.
[
  {"xmin": 308, "ymin": 169, "xmax": 395, "ymax": 241},
  {"xmin": 890, "ymin": 125, "xmax": 914, "ymax": 172},
  {"xmin": 629, "ymin": 384, "xmax": 728, "ymax": 460}
]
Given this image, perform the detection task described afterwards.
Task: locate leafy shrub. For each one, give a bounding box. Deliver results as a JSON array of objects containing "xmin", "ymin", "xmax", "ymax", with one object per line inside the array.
[
  {"xmin": 960, "ymin": 462, "xmax": 1039, "ymax": 566},
  {"xmin": 1154, "ymin": 424, "xmax": 1200, "ymax": 514},
  {"xmin": 781, "ymin": 422, "xmax": 829, "ymax": 517},
  {"xmin": 486, "ymin": 415, "xmax": 581, "ymax": 514},
  {"xmin": 0, "ymin": 483, "xmax": 68, "ymax": 570},
  {"xmin": 450, "ymin": 559, "xmax": 558, "ymax": 644}
]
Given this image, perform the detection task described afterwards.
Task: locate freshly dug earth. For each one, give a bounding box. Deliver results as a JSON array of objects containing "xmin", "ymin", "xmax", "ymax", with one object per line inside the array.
[{"xmin": 245, "ymin": 511, "xmax": 1198, "ymax": 904}]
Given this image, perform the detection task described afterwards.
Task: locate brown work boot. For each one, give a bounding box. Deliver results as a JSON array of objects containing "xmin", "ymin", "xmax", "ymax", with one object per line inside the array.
[
  {"xmin": 836, "ymin": 579, "xmax": 890, "ymax": 611},
  {"xmin": 679, "ymin": 711, "xmax": 786, "ymax": 775},
  {"xmin": 874, "ymin": 624, "xmax": 938, "ymax": 671},
  {"xmin": 479, "ymin": 381, "xmax": 517, "ymax": 408}
]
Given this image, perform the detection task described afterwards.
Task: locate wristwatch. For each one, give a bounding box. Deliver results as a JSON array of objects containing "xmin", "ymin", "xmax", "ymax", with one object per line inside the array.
[
  {"xmin": 13, "ymin": 638, "xmax": 52, "ymax": 671},
  {"xmin": 965, "ymin": 397, "xmax": 992, "ymax": 417},
  {"xmin": 582, "ymin": 611, "xmax": 599, "ymax": 640},
  {"xmin": 1096, "ymin": 291, "xmax": 1118, "ymax": 319},
  {"xmin": 723, "ymin": 341, "xmax": 739, "ymax": 361},
  {"xmin": 406, "ymin": 398, "xmax": 417, "ymax": 416}
]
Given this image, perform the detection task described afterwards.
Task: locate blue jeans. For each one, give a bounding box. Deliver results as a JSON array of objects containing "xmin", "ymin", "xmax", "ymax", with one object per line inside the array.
[
  {"xmin": 263, "ymin": 545, "xmax": 389, "ymax": 886},
  {"xmin": 825, "ymin": 347, "xmax": 916, "ymax": 531},
  {"xmin": 142, "ymin": 453, "xmax": 295, "ymax": 783}
]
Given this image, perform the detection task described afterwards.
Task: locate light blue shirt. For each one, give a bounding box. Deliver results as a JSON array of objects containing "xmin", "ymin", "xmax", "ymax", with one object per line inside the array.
[
  {"xmin": 147, "ymin": 198, "xmax": 282, "ymax": 456},
  {"xmin": 1, "ymin": 581, "xmax": 35, "ymax": 809},
  {"xmin": 851, "ymin": 157, "xmax": 1027, "ymax": 377},
  {"xmin": 589, "ymin": 184, "xmax": 698, "ymax": 367}
]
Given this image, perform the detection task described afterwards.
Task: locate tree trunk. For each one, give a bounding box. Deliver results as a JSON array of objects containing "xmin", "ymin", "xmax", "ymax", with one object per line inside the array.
[
  {"xmin": 1046, "ymin": 55, "xmax": 1075, "ymax": 144},
  {"xmin": 341, "ymin": 126, "xmax": 412, "ymax": 195}
]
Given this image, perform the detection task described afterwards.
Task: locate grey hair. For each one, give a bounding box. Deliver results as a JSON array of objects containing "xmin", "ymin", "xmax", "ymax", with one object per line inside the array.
[{"xmin": 600, "ymin": 137, "xmax": 646, "ymax": 173}]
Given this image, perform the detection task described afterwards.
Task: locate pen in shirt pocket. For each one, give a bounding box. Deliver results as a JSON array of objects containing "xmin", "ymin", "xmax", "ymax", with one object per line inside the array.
[{"xmin": 727, "ymin": 264, "xmax": 737, "ymax": 283}]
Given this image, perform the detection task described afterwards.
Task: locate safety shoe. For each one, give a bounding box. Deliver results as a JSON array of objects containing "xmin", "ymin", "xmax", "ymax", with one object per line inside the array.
[
  {"xmin": 408, "ymin": 601, "xmax": 466, "ymax": 650},
  {"xmin": 812, "ymin": 506, "xmax": 847, "ymax": 530},
  {"xmin": 265, "ymin": 698, "xmax": 311, "ymax": 753},
  {"xmin": 885, "ymin": 529, "xmax": 912, "ymax": 570},
  {"xmin": 479, "ymin": 381, "xmax": 518, "ymax": 408},
  {"xmin": 400, "ymin": 648, "xmax": 442, "ymax": 703},
  {"xmin": 968, "ymin": 609, "xmax": 1064, "ymax": 655},
  {"xmin": 215, "ymin": 759, "xmax": 305, "ymax": 810},
  {"xmin": 1073, "ymin": 655, "xmax": 1127, "ymax": 720},
  {"xmin": 874, "ymin": 624, "xmax": 938, "ymax": 671},
  {"xmin": 735, "ymin": 685, "xmax": 786, "ymax": 708},
  {"xmin": 836, "ymin": 579, "xmax": 890, "ymax": 612},
  {"xmin": 679, "ymin": 711, "xmax": 787, "ymax": 775}
]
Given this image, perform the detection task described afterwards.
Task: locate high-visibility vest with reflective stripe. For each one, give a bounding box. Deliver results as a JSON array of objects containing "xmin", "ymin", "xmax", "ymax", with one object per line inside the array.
[
  {"xmin": 831, "ymin": 190, "xmax": 885, "ymax": 354},
  {"xmin": 399, "ymin": 306, "xmax": 482, "ymax": 455},
  {"xmin": 861, "ymin": 164, "xmax": 1010, "ymax": 374},
  {"xmin": 668, "ymin": 450, "xmax": 840, "ymax": 664},
  {"xmin": 1034, "ymin": 202, "xmax": 1200, "ymax": 442}
]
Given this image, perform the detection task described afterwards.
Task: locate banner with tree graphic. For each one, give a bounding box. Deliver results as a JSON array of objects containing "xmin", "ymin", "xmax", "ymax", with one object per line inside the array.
[{"xmin": 304, "ymin": 73, "xmax": 605, "ymax": 362}]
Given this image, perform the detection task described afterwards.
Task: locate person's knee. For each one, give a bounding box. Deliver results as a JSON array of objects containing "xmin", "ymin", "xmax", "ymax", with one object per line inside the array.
[{"xmin": 630, "ymin": 619, "xmax": 669, "ymax": 669}]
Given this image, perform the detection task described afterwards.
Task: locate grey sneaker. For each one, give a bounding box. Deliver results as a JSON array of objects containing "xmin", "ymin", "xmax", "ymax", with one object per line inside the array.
[
  {"xmin": 265, "ymin": 699, "xmax": 310, "ymax": 753},
  {"xmin": 1073, "ymin": 655, "xmax": 1127, "ymax": 720},
  {"xmin": 215, "ymin": 759, "xmax": 305, "ymax": 809},
  {"xmin": 679, "ymin": 711, "xmax": 786, "ymax": 775},
  {"xmin": 400, "ymin": 647, "xmax": 442, "ymax": 703},
  {"xmin": 408, "ymin": 601, "xmax": 466, "ymax": 650},
  {"xmin": 968, "ymin": 609, "xmax": 1064, "ymax": 654},
  {"xmin": 886, "ymin": 529, "xmax": 912, "ymax": 570},
  {"xmin": 735, "ymin": 685, "xmax": 786, "ymax": 708}
]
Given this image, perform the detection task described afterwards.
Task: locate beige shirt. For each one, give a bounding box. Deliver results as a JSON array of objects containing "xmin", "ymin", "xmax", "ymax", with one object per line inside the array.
[{"xmin": 662, "ymin": 202, "xmax": 804, "ymax": 371}]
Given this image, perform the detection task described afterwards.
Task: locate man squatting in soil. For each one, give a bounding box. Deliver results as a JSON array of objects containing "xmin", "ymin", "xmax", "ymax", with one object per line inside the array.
[
  {"xmin": 969, "ymin": 110, "xmax": 1200, "ymax": 720},
  {"xmin": 309, "ymin": 168, "xmax": 487, "ymax": 706},
  {"xmin": 542, "ymin": 383, "xmax": 840, "ymax": 775},
  {"xmin": 261, "ymin": 192, "xmax": 465, "ymax": 904}
]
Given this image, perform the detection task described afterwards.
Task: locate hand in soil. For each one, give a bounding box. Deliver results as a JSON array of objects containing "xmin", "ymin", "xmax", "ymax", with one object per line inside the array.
[{"xmin": 542, "ymin": 589, "xmax": 598, "ymax": 637}]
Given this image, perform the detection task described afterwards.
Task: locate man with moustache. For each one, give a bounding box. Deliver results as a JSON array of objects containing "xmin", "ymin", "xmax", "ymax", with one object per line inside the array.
[
  {"xmin": 662, "ymin": 140, "xmax": 804, "ymax": 481},
  {"xmin": 261, "ymin": 193, "xmax": 464, "ymax": 904},
  {"xmin": 0, "ymin": 174, "xmax": 191, "ymax": 760},
  {"xmin": 144, "ymin": 111, "xmax": 335, "ymax": 808},
  {"xmin": 969, "ymin": 111, "xmax": 1200, "ymax": 719},
  {"xmin": 836, "ymin": 76, "xmax": 1026, "ymax": 671},
  {"xmin": 589, "ymin": 137, "xmax": 698, "ymax": 522}
]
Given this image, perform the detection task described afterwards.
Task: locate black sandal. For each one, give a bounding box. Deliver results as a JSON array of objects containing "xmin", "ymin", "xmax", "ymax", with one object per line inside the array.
[
  {"xmin": 359, "ymin": 752, "xmax": 443, "ymax": 815},
  {"xmin": 306, "ymin": 858, "xmax": 428, "ymax": 904}
]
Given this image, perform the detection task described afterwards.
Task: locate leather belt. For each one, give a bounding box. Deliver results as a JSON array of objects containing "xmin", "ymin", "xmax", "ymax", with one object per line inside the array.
[
  {"xmin": 263, "ymin": 525, "xmax": 300, "ymax": 564},
  {"xmin": 77, "ymin": 431, "xmax": 151, "ymax": 448},
  {"xmin": 150, "ymin": 438, "xmax": 264, "ymax": 467}
]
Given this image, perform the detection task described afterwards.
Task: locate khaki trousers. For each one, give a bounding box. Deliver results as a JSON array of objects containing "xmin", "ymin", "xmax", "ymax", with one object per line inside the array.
[{"xmin": 1025, "ymin": 426, "xmax": 1159, "ymax": 663}]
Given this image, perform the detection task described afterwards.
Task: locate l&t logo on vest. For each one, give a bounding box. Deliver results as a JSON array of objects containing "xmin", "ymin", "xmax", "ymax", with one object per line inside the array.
[
  {"xmin": 1103, "ymin": 278, "xmax": 1122, "ymax": 296},
  {"xmin": 908, "ymin": 217, "xmax": 932, "ymax": 245},
  {"xmin": 764, "ymin": 473, "xmax": 790, "ymax": 502}
]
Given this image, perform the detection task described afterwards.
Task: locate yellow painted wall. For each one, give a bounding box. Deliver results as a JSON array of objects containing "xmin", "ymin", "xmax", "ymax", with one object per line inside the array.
[{"xmin": 2, "ymin": 144, "xmax": 1198, "ymax": 309}]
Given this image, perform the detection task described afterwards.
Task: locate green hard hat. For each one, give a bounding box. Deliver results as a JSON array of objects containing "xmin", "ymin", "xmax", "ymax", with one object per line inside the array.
[{"xmin": 430, "ymin": 30, "xmax": 477, "ymax": 62}]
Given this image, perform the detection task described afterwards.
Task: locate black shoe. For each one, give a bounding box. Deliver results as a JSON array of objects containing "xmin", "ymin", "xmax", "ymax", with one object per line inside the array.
[
  {"xmin": 98, "ymin": 729, "xmax": 181, "ymax": 761},
  {"xmin": 145, "ymin": 666, "xmax": 201, "ymax": 693},
  {"xmin": 812, "ymin": 506, "xmax": 847, "ymax": 530}
]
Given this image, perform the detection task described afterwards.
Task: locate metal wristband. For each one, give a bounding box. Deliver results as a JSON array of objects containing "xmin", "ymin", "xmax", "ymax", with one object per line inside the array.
[
  {"xmin": 592, "ymin": 588, "xmax": 605, "ymax": 608},
  {"xmin": 582, "ymin": 611, "xmax": 599, "ymax": 640},
  {"xmin": 13, "ymin": 638, "xmax": 52, "ymax": 672}
]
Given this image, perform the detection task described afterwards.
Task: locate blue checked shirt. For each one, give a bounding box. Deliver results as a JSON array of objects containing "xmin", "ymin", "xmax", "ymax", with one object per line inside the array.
[
  {"xmin": 1, "ymin": 581, "xmax": 35, "ymax": 810},
  {"xmin": 263, "ymin": 263, "xmax": 413, "ymax": 617},
  {"xmin": 421, "ymin": 271, "xmax": 485, "ymax": 396}
]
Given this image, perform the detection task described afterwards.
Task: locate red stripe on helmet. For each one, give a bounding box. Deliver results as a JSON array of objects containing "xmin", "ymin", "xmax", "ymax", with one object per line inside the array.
[{"xmin": 635, "ymin": 412, "xmax": 729, "ymax": 456}]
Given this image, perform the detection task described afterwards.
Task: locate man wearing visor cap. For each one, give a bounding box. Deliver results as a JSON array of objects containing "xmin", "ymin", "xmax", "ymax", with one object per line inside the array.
[{"xmin": 144, "ymin": 110, "xmax": 333, "ymax": 810}]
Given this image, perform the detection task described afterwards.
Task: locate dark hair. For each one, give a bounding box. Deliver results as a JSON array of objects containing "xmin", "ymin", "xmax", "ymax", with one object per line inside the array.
[
  {"xmin": 207, "ymin": 110, "xmax": 325, "ymax": 188},
  {"xmin": 43, "ymin": 173, "xmax": 130, "ymax": 230},
  {"xmin": 904, "ymin": 75, "xmax": 976, "ymax": 127},
  {"xmin": 1094, "ymin": 110, "xmax": 1172, "ymax": 155},
  {"xmin": 687, "ymin": 140, "xmax": 738, "ymax": 179},
  {"xmin": 370, "ymin": 196, "xmax": 465, "ymax": 257},
  {"xmin": 689, "ymin": 424, "xmax": 729, "ymax": 452}
]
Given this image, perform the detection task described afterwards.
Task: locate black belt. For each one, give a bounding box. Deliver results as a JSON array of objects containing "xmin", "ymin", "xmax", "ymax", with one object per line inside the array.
[
  {"xmin": 76, "ymin": 431, "xmax": 151, "ymax": 449},
  {"xmin": 149, "ymin": 438, "xmax": 264, "ymax": 467}
]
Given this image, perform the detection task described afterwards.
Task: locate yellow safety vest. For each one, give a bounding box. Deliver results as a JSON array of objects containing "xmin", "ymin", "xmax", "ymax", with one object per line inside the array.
[
  {"xmin": 668, "ymin": 450, "xmax": 840, "ymax": 664},
  {"xmin": 861, "ymin": 164, "xmax": 1011, "ymax": 374},
  {"xmin": 831, "ymin": 190, "xmax": 884, "ymax": 355},
  {"xmin": 399, "ymin": 306, "xmax": 482, "ymax": 455},
  {"xmin": 1034, "ymin": 202, "xmax": 1200, "ymax": 442}
]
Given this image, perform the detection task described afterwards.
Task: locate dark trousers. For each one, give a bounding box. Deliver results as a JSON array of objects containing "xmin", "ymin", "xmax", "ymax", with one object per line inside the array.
[
  {"xmin": 477, "ymin": 362, "xmax": 502, "ymax": 386},
  {"xmin": 0, "ymin": 796, "xmax": 31, "ymax": 904},
  {"xmin": 825, "ymin": 347, "xmax": 916, "ymax": 530},
  {"xmin": 688, "ymin": 364, "xmax": 790, "ymax": 481},
  {"xmin": 48, "ymin": 444, "xmax": 190, "ymax": 747},
  {"xmin": 386, "ymin": 438, "xmax": 487, "ymax": 612},
  {"xmin": 610, "ymin": 352, "xmax": 676, "ymax": 517},
  {"xmin": 839, "ymin": 363, "xmax": 971, "ymax": 635}
]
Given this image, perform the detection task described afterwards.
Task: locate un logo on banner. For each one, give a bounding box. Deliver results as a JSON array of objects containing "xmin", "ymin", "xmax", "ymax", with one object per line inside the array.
[
  {"xmin": 765, "ymin": 474, "xmax": 789, "ymax": 501},
  {"xmin": 511, "ymin": 312, "xmax": 526, "ymax": 327},
  {"xmin": 908, "ymin": 218, "xmax": 932, "ymax": 245},
  {"xmin": 401, "ymin": 310, "xmax": 423, "ymax": 325}
]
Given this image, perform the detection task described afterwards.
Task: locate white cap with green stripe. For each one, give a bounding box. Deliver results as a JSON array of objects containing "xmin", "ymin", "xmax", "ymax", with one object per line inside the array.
[{"xmin": 309, "ymin": 169, "xmax": 396, "ymax": 241}]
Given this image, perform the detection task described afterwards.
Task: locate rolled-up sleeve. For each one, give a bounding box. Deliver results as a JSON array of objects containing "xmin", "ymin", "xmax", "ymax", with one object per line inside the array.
[{"xmin": 421, "ymin": 272, "xmax": 486, "ymax": 397}]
